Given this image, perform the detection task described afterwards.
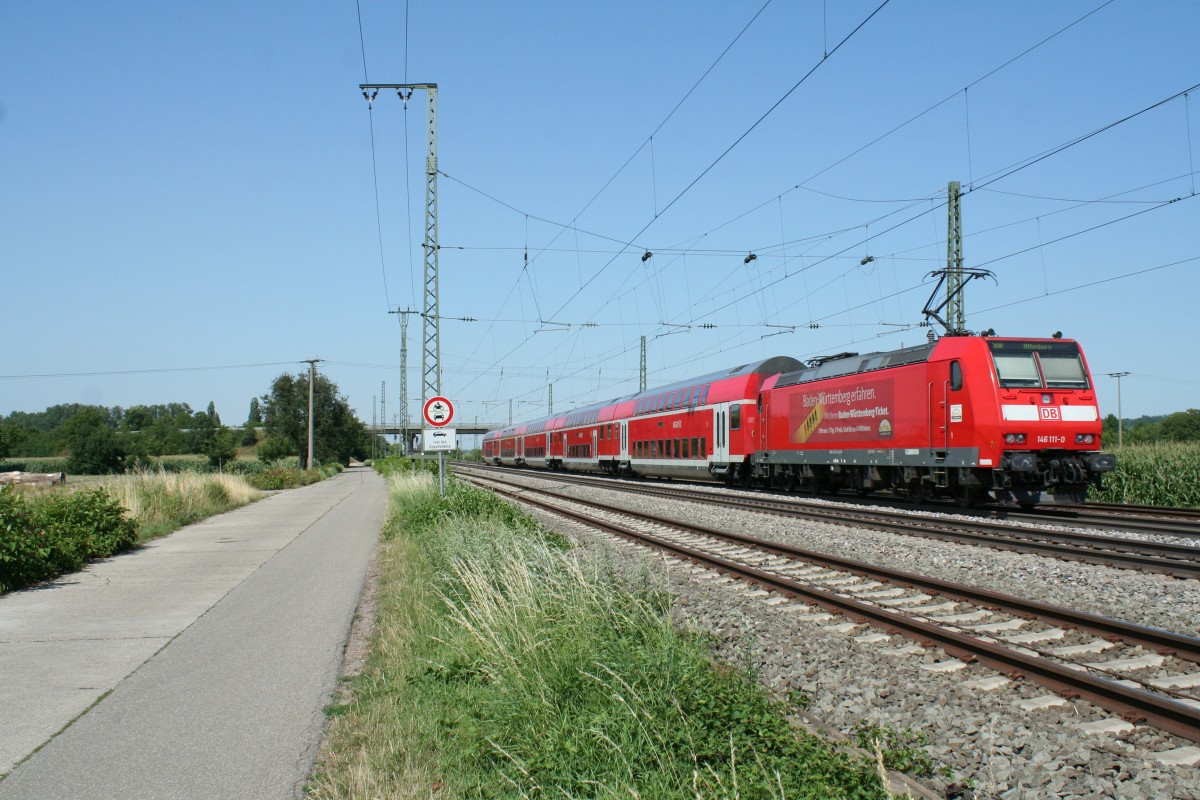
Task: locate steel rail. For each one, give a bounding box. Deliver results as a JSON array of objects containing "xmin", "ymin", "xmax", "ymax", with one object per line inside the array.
[{"xmin": 463, "ymin": 473, "xmax": 1200, "ymax": 744}]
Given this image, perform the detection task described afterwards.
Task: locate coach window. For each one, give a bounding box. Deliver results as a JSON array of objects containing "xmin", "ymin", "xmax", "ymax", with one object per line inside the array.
[
  {"xmin": 699, "ymin": 437, "xmax": 707, "ymax": 458},
  {"xmin": 700, "ymin": 385, "xmax": 710, "ymax": 405},
  {"xmin": 730, "ymin": 404, "xmax": 741, "ymax": 430},
  {"xmin": 950, "ymin": 360, "xmax": 963, "ymax": 391}
]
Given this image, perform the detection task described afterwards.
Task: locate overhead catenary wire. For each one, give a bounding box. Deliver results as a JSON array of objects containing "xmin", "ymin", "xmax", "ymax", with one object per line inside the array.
[
  {"xmin": 443, "ymin": 4, "xmax": 1135, "ymax": 394},
  {"xmin": 363, "ymin": 5, "xmax": 1189, "ymax": 421}
]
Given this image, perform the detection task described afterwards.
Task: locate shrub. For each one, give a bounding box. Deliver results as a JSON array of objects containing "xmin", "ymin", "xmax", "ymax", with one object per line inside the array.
[
  {"xmin": 257, "ymin": 436, "xmax": 295, "ymax": 464},
  {"xmin": 0, "ymin": 488, "xmax": 137, "ymax": 594}
]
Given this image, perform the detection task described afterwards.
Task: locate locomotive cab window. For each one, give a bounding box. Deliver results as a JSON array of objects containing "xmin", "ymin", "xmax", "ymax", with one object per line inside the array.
[
  {"xmin": 950, "ymin": 361, "xmax": 963, "ymax": 391},
  {"xmin": 989, "ymin": 341, "xmax": 1088, "ymax": 390},
  {"xmin": 1040, "ymin": 352, "xmax": 1088, "ymax": 388}
]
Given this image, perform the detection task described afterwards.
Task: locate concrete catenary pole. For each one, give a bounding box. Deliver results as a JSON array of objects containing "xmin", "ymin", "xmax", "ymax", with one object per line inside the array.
[{"xmin": 302, "ymin": 358, "xmax": 322, "ymax": 469}]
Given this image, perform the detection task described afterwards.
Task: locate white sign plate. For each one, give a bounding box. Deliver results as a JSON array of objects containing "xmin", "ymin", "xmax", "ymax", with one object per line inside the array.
[{"xmin": 423, "ymin": 427, "xmax": 456, "ymax": 452}]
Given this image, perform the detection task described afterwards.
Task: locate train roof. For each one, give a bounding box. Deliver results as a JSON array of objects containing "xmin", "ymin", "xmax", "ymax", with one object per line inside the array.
[
  {"xmin": 773, "ymin": 342, "xmax": 937, "ymax": 389},
  {"xmin": 626, "ymin": 356, "xmax": 803, "ymax": 402},
  {"xmin": 485, "ymin": 356, "xmax": 803, "ymax": 438}
]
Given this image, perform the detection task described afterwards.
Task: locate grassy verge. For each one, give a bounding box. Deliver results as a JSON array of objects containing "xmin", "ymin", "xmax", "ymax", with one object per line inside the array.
[
  {"xmin": 308, "ymin": 471, "xmax": 892, "ymax": 799},
  {"xmin": 1090, "ymin": 442, "xmax": 1200, "ymax": 507},
  {"xmin": 0, "ymin": 471, "xmax": 262, "ymax": 594}
]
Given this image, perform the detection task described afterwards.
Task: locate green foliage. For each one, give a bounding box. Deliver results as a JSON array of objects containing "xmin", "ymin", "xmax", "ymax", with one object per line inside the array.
[
  {"xmin": 63, "ymin": 408, "xmax": 125, "ymax": 475},
  {"xmin": 259, "ymin": 372, "xmax": 370, "ymax": 466},
  {"xmin": 0, "ymin": 458, "xmax": 70, "ymax": 474},
  {"xmin": 851, "ymin": 720, "xmax": 937, "ymax": 778},
  {"xmin": 0, "ymin": 488, "xmax": 137, "ymax": 594},
  {"xmin": 240, "ymin": 423, "xmax": 259, "ymax": 447},
  {"xmin": 0, "ymin": 424, "xmax": 15, "ymax": 460},
  {"xmin": 1105, "ymin": 409, "xmax": 1200, "ymax": 445},
  {"xmin": 314, "ymin": 473, "xmax": 888, "ymax": 798},
  {"xmin": 1090, "ymin": 441, "xmax": 1200, "ymax": 507},
  {"xmin": 203, "ymin": 428, "xmax": 238, "ymax": 469},
  {"xmin": 257, "ymin": 435, "xmax": 295, "ymax": 464},
  {"xmin": 246, "ymin": 463, "xmax": 341, "ymax": 490}
]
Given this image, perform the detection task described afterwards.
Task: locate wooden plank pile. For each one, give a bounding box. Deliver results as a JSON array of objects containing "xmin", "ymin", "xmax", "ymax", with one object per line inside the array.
[{"xmin": 0, "ymin": 471, "xmax": 67, "ymax": 487}]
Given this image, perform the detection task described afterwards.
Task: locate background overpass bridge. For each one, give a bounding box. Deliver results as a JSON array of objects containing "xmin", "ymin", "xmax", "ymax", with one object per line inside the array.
[{"xmin": 366, "ymin": 421, "xmax": 503, "ymax": 437}]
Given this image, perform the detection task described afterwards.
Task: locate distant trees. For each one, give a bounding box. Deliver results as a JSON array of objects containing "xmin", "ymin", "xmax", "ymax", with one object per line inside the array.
[
  {"xmin": 1104, "ymin": 410, "xmax": 1200, "ymax": 446},
  {"xmin": 258, "ymin": 372, "xmax": 369, "ymax": 466},
  {"xmin": 0, "ymin": 398, "xmax": 261, "ymax": 468}
]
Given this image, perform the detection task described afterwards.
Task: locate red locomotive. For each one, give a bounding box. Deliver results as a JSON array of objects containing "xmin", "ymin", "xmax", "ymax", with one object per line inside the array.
[{"xmin": 481, "ymin": 335, "xmax": 1115, "ymax": 506}]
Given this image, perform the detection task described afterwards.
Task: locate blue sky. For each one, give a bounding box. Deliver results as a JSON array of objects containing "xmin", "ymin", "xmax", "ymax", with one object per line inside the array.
[{"xmin": 2, "ymin": 1, "xmax": 1197, "ymax": 431}]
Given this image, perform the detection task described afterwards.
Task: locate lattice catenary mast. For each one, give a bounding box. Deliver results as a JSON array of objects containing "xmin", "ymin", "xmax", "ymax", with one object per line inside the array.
[{"xmin": 362, "ymin": 83, "xmax": 441, "ymax": 418}]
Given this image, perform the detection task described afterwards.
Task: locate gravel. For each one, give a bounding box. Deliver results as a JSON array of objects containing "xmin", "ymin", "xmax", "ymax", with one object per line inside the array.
[{"xmin": 479, "ymin": 470, "xmax": 1200, "ymax": 800}]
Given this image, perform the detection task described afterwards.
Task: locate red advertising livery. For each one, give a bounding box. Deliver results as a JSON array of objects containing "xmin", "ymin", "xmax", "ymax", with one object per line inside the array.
[{"xmin": 482, "ymin": 335, "xmax": 1115, "ymax": 506}]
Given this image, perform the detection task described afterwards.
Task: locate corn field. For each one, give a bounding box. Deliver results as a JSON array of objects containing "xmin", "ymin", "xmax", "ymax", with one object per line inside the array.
[{"xmin": 1090, "ymin": 442, "xmax": 1200, "ymax": 507}]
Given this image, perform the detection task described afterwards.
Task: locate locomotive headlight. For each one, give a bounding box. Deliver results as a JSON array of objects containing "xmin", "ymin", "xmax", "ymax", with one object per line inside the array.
[
  {"xmin": 1075, "ymin": 433, "xmax": 1095, "ymax": 445},
  {"xmin": 1004, "ymin": 433, "xmax": 1027, "ymax": 445}
]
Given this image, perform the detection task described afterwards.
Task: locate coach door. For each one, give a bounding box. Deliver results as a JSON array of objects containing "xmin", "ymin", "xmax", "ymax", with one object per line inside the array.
[
  {"xmin": 713, "ymin": 404, "xmax": 730, "ymax": 463},
  {"xmin": 620, "ymin": 422, "xmax": 628, "ymax": 459}
]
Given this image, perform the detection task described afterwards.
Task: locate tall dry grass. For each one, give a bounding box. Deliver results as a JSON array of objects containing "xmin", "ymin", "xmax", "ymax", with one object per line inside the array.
[{"xmin": 97, "ymin": 470, "xmax": 261, "ymax": 540}]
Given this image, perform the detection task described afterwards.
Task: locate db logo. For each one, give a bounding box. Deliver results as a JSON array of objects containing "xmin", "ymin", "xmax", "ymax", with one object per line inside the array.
[{"xmin": 1040, "ymin": 407, "xmax": 1061, "ymax": 421}]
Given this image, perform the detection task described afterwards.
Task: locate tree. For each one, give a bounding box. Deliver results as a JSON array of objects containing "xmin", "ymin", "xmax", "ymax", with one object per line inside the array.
[
  {"xmin": 63, "ymin": 408, "xmax": 125, "ymax": 474},
  {"xmin": 189, "ymin": 401, "xmax": 236, "ymax": 468},
  {"xmin": 259, "ymin": 372, "xmax": 369, "ymax": 466},
  {"xmin": 248, "ymin": 397, "xmax": 263, "ymax": 425},
  {"xmin": 1161, "ymin": 409, "xmax": 1200, "ymax": 442},
  {"xmin": 240, "ymin": 423, "xmax": 259, "ymax": 447},
  {"xmin": 0, "ymin": 423, "xmax": 14, "ymax": 460}
]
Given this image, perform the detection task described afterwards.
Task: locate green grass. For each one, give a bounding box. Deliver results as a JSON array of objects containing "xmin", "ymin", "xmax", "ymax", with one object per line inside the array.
[
  {"xmin": 1090, "ymin": 441, "xmax": 1200, "ymax": 507},
  {"xmin": 308, "ymin": 471, "xmax": 892, "ymax": 799}
]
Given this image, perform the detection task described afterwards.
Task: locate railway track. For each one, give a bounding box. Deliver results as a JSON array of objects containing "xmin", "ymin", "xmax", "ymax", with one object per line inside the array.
[
  {"xmin": 457, "ymin": 467, "xmax": 1200, "ymax": 747},
  {"xmin": 457, "ymin": 461, "xmax": 1200, "ymax": 540},
  {"xmin": 458, "ymin": 464, "xmax": 1200, "ymax": 579}
]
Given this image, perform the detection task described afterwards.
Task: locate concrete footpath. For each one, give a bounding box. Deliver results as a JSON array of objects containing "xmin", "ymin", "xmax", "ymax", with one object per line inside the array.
[{"xmin": 0, "ymin": 465, "xmax": 387, "ymax": 799}]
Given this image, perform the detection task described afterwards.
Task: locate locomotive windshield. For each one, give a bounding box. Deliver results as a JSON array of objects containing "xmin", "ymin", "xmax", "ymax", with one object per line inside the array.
[{"xmin": 988, "ymin": 340, "xmax": 1089, "ymax": 389}]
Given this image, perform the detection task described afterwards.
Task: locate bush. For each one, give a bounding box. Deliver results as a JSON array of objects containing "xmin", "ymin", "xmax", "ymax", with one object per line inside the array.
[
  {"xmin": 257, "ymin": 436, "xmax": 295, "ymax": 464},
  {"xmin": 246, "ymin": 463, "xmax": 340, "ymax": 490},
  {"xmin": 0, "ymin": 488, "xmax": 137, "ymax": 594}
]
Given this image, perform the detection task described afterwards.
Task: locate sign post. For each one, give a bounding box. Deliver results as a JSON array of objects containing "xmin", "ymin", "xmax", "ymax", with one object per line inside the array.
[{"xmin": 423, "ymin": 396, "xmax": 455, "ymax": 496}]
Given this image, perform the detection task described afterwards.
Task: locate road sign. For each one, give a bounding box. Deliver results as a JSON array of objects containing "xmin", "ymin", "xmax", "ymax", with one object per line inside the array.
[
  {"xmin": 423, "ymin": 396, "xmax": 455, "ymax": 427},
  {"xmin": 423, "ymin": 428, "xmax": 456, "ymax": 452}
]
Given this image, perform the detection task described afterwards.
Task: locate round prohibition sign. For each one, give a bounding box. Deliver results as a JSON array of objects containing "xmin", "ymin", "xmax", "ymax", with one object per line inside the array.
[{"xmin": 423, "ymin": 396, "xmax": 455, "ymax": 427}]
